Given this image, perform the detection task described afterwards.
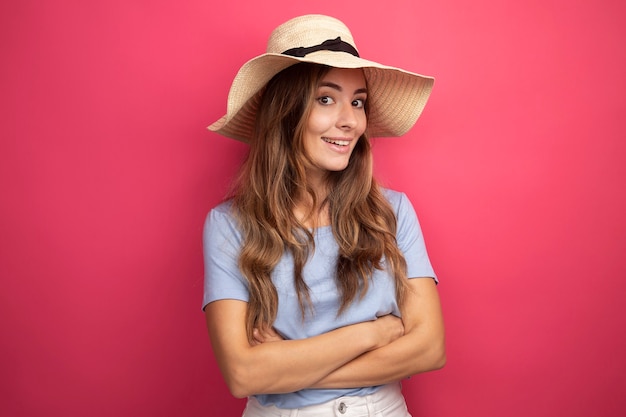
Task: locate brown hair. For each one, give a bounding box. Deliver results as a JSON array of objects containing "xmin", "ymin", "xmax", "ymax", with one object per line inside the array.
[{"xmin": 228, "ymin": 63, "xmax": 409, "ymax": 341}]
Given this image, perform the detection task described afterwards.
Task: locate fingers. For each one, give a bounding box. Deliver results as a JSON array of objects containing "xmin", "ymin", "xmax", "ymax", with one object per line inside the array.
[
  {"xmin": 374, "ymin": 314, "xmax": 405, "ymax": 346},
  {"xmin": 252, "ymin": 326, "xmax": 284, "ymax": 344}
]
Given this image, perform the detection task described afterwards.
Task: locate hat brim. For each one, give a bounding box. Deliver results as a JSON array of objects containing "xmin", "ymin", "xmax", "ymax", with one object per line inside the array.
[{"xmin": 209, "ymin": 51, "xmax": 434, "ymax": 142}]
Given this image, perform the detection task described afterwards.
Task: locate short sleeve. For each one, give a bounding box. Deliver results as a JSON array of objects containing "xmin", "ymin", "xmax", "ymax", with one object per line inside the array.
[
  {"xmin": 202, "ymin": 203, "xmax": 249, "ymax": 310},
  {"xmin": 386, "ymin": 190, "xmax": 437, "ymax": 282}
]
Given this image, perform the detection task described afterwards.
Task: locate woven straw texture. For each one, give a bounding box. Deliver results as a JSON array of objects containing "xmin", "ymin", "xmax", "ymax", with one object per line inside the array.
[{"xmin": 209, "ymin": 15, "xmax": 434, "ymax": 142}]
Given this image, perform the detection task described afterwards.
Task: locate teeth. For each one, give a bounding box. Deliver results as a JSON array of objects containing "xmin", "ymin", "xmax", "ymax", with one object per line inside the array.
[{"xmin": 322, "ymin": 137, "xmax": 349, "ymax": 146}]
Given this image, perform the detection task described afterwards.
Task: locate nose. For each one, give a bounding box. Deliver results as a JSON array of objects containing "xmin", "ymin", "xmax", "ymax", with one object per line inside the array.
[{"xmin": 337, "ymin": 103, "xmax": 358, "ymax": 130}]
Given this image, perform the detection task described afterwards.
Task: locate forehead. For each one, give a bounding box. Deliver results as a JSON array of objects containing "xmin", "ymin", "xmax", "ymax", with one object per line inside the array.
[{"xmin": 319, "ymin": 67, "xmax": 366, "ymax": 88}]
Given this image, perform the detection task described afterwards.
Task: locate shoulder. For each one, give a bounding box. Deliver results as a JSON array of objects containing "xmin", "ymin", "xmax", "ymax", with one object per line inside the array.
[
  {"xmin": 210, "ymin": 199, "xmax": 235, "ymax": 217},
  {"xmin": 207, "ymin": 199, "xmax": 236, "ymax": 222},
  {"xmin": 380, "ymin": 187, "xmax": 412, "ymax": 214},
  {"xmin": 204, "ymin": 199, "xmax": 241, "ymax": 239},
  {"xmin": 379, "ymin": 187, "xmax": 421, "ymax": 235}
]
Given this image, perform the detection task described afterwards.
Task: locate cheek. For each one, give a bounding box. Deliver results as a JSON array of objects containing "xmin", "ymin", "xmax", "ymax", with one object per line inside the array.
[
  {"xmin": 357, "ymin": 112, "xmax": 368, "ymax": 134},
  {"xmin": 306, "ymin": 111, "xmax": 332, "ymax": 134},
  {"xmin": 303, "ymin": 114, "xmax": 324, "ymax": 153}
]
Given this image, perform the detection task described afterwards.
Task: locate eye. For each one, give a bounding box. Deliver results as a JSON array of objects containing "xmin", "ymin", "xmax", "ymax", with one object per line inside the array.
[
  {"xmin": 352, "ymin": 98, "xmax": 366, "ymax": 109},
  {"xmin": 317, "ymin": 96, "xmax": 335, "ymax": 105}
]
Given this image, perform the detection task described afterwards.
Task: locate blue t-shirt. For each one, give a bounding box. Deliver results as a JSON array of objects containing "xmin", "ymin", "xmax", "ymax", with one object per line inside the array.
[{"xmin": 202, "ymin": 189, "xmax": 436, "ymax": 408}]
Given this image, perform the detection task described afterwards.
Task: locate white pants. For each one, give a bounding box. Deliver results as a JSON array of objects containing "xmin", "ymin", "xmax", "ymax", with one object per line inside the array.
[{"xmin": 242, "ymin": 383, "xmax": 412, "ymax": 417}]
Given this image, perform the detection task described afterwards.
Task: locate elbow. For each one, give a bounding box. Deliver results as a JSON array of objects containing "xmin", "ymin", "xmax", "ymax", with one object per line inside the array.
[
  {"xmin": 431, "ymin": 346, "xmax": 446, "ymax": 371},
  {"xmin": 227, "ymin": 383, "xmax": 251, "ymax": 400},
  {"xmin": 416, "ymin": 338, "xmax": 446, "ymax": 373},
  {"xmin": 427, "ymin": 339, "xmax": 447, "ymax": 371},
  {"xmin": 222, "ymin": 366, "xmax": 255, "ymax": 399}
]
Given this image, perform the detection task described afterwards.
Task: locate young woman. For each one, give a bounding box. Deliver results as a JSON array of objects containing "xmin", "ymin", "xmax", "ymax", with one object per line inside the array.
[{"xmin": 203, "ymin": 14, "xmax": 445, "ymax": 417}]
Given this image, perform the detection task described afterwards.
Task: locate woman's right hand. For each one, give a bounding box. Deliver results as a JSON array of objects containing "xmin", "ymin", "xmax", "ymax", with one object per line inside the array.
[{"xmin": 368, "ymin": 314, "xmax": 404, "ymax": 350}]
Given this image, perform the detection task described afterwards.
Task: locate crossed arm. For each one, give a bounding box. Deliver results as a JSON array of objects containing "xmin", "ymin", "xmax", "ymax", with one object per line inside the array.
[{"xmin": 204, "ymin": 277, "xmax": 445, "ymax": 398}]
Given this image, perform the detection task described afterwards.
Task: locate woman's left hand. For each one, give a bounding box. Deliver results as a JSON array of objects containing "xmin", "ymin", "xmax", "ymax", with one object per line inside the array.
[{"xmin": 251, "ymin": 326, "xmax": 285, "ymax": 345}]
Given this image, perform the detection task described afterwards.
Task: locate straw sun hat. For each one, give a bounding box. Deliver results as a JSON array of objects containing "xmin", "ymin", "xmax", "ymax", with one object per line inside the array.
[{"xmin": 208, "ymin": 14, "xmax": 434, "ymax": 142}]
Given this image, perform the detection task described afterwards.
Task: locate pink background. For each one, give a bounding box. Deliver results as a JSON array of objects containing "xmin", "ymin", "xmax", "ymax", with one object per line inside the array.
[{"xmin": 2, "ymin": 0, "xmax": 625, "ymax": 416}]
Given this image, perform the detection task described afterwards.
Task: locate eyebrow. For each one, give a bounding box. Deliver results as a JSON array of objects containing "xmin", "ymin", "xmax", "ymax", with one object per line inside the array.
[{"xmin": 319, "ymin": 81, "xmax": 367, "ymax": 95}]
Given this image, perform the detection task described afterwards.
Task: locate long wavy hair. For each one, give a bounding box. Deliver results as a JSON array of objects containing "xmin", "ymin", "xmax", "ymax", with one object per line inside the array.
[{"xmin": 228, "ymin": 63, "xmax": 409, "ymax": 341}]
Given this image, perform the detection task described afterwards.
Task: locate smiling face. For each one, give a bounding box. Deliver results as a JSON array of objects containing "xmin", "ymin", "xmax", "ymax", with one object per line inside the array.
[{"xmin": 302, "ymin": 67, "xmax": 368, "ymax": 184}]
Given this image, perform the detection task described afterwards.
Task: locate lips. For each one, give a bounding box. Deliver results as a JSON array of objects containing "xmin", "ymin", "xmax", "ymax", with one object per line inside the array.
[{"xmin": 322, "ymin": 137, "xmax": 350, "ymax": 146}]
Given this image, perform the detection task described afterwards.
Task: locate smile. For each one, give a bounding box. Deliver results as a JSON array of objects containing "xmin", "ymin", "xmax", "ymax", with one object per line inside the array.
[{"xmin": 322, "ymin": 137, "xmax": 350, "ymax": 146}]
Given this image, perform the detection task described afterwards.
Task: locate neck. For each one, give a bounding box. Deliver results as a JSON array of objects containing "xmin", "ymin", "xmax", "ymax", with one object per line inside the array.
[
  {"xmin": 294, "ymin": 201, "xmax": 330, "ymax": 228},
  {"xmin": 294, "ymin": 180, "xmax": 330, "ymax": 228}
]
